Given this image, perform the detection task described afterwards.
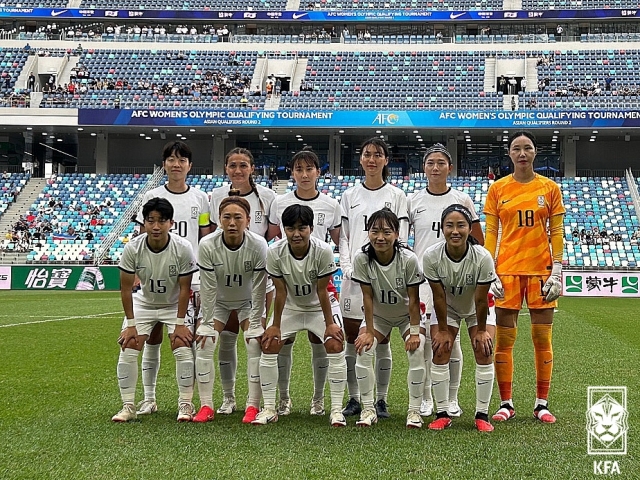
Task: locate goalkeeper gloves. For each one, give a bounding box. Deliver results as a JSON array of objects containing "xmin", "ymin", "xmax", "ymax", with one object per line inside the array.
[
  {"xmin": 542, "ymin": 261, "xmax": 562, "ymax": 302},
  {"xmin": 490, "ymin": 276, "xmax": 505, "ymax": 299}
]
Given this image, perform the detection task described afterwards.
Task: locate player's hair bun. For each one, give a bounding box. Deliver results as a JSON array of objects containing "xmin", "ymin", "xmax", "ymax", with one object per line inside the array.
[{"xmin": 228, "ymin": 188, "xmax": 241, "ymax": 197}]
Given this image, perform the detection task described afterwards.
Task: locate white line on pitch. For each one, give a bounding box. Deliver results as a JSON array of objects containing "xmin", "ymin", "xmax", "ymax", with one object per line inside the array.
[{"xmin": 0, "ymin": 311, "xmax": 121, "ymax": 328}]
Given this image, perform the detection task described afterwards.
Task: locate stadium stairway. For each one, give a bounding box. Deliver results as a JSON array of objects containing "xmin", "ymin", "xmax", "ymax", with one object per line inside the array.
[{"xmin": 0, "ymin": 177, "xmax": 47, "ymax": 264}]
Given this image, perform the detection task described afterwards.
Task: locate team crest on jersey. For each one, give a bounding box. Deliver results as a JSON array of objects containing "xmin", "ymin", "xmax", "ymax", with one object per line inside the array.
[
  {"xmin": 328, "ymin": 261, "xmax": 336, "ymax": 270},
  {"xmin": 309, "ymin": 269, "xmax": 318, "ymax": 280},
  {"xmin": 169, "ymin": 265, "xmax": 178, "ymax": 277},
  {"xmin": 465, "ymin": 274, "xmax": 474, "ymax": 285},
  {"xmin": 317, "ymin": 213, "xmax": 325, "ymax": 226},
  {"xmin": 255, "ymin": 211, "xmax": 263, "ymax": 223},
  {"xmin": 344, "ymin": 298, "xmax": 351, "ymax": 312},
  {"xmin": 396, "ymin": 278, "xmax": 404, "ymax": 289},
  {"xmin": 538, "ymin": 195, "xmax": 545, "ymax": 207},
  {"xmin": 244, "ymin": 261, "xmax": 253, "ymax": 272},
  {"xmin": 385, "ymin": 202, "xmax": 392, "ymax": 209}
]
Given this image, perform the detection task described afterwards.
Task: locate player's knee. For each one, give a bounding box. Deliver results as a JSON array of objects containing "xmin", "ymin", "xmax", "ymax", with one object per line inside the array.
[
  {"xmin": 324, "ymin": 338, "xmax": 343, "ymax": 354},
  {"xmin": 432, "ymin": 349, "xmax": 451, "ymax": 365}
]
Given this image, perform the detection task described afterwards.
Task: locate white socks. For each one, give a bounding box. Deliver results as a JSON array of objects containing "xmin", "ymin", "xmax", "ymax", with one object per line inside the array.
[
  {"xmin": 423, "ymin": 328, "xmax": 433, "ymax": 402},
  {"xmin": 407, "ymin": 335, "xmax": 426, "ymax": 412},
  {"xmin": 117, "ymin": 348, "xmax": 139, "ymax": 404},
  {"xmin": 449, "ymin": 333, "xmax": 463, "ymax": 403},
  {"xmin": 245, "ymin": 338, "xmax": 262, "ymax": 409},
  {"xmin": 195, "ymin": 332, "xmax": 219, "ymax": 409},
  {"xmin": 327, "ymin": 350, "xmax": 347, "ymax": 413},
  {"xmin": 345, "ymin": 342, "xmax": 359, "ymax": 400},
  {"xmin": 259, "ymin": 353, "xmax": 279, "ymax": 410},
  {"xmin": 311, "ymin": 342, "xmax": 329, "ymax": 401},
  {"xmin": 475, "ymin": 363, "xmax": 495, "ymax": 415},
  {"xmin": 375, "ymin": 342, "xmax": 392, "ymax": 402},
  {"xmin": 431, "ymin": 362, "xmax": 450, "ymax": 414},
  {"xmin": 355, "ymin": 338, "xmax": 377, "ymax": 410},
  {"xmin": 218, "ymin": 331, "xmax": 238, "ymax": 399},
  {"xmin": 141, "ymin": 343, "xmax": 161, "ymax": 402},
  {"xmin": 277, "ymin": 341, "xmax": 294, "ymax": 401},
  {"xmin": 173, "ymin": 346, "xmax": 194, "ymax": 405}
]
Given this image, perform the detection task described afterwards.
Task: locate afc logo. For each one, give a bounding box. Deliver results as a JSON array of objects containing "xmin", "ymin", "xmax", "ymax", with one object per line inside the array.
[{"xmin": 372, "ymin": 113, "xmax": 399, "ymax": 125}]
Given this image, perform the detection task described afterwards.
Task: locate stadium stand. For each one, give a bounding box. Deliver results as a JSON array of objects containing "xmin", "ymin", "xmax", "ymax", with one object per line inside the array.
[
  {"xmin": 0, "ymin": 172, "xmax": 29, "ymax": 219},
  {"xmin": 82, "ymin": 0, "xmax": 288, "ymax": 11}
]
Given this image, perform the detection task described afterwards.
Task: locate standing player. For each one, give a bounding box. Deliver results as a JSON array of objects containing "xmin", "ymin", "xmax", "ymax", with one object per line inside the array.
[
  {"xmin": 339, "ymin": 137, "xmax": 409, "ymax": 419},
  {"xmin": 423, "ymin": 205, "xmax": 497, "ymax": 432},
  {"xmin": 483, "ymin": 131, "xmax": 565, "ymax": 424},
  {"xmin": 209, "ymin": 147, "xmax": 277, "ymax": 418},
  {"xmin": 194, "ymin": 193, "xmax": 268, "ymax": 423},
  {"xmin": 267, "ymin": 147, "xmax": 342, "ymax": 417},
  {"xmin": 352, "ymin": 209, "xmax": 425, "ymax": 428},
  {"xmin": 112, "ymin": 197, "xmax": 198, "ymax": 422},
  {"xmin": 407, "ymin": 143, "xmax": 484, "ymax": 419},
  {"xmin": 132, "ymin": 141, "xmax": 211, "ymax": 417},
  {"xmin": 254, "ymin": 205, "xmax": 346, "ymax": 426}
]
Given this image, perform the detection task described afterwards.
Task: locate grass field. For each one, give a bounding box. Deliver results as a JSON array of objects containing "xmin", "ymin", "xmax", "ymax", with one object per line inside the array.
[{"xmin": 0, "ymin": 291, "xmax": 638, "ymax": 479}]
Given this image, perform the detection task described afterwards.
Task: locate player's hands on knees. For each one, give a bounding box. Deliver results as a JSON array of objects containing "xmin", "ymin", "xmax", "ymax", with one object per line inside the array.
[
  {"xmin": 431, "ymin": 330, "xmax": 453, "ymax": 356},
  {"xmin": 195, "ymin": 335, "xmax": 214, "ymax": 348},
  {"xmin": 472, "ymin": 330, "xmax": 493, "ymax": 357},
  {"xmin": 354, "ymin": 331, "xmax": 374, "ymax": 355},
  {"xmin": 324, "ymin": 324, "xmax": 344, "ymax": 344},
  {"xmin": 405, "ymin": 334, "xmax": 420, "ymax": 352},
  {"xmin": 170, "ymin": 324, "xmax": 193, "ymax": 347},
  {"xmin": 261, "ymin": 325, "xmax": 282, "ymax": 350},
  {"xmin": 490, "ymin": 276, "xmax": 505, "ymax": 299},
  {"xmin": 118, "ymin": 326, "xmax": 138, "ymax": 351}
]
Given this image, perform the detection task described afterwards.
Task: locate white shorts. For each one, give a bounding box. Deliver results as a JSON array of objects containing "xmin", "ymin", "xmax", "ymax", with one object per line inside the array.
[
  {"xmin": 191, "ymin": 271, "xmax": 200, "ymax": 292},
  {"xmin": 419, "ymin": 282, "xmax": 434, "ymax": 319},
  {"xmin": 339, "ymin": 278, "xmax": 364, "ymax": 321},
  {"xmin": 270, "ymin": 307, "xmax": 342, "ymax": 342},
  {"xmin": 266, "ymin": 276, "xmax": 275, "ymax": 294},
  {"xmin": 130, "ymin": 305, "xmax": 183, "ymax": 336},
  {"xmin": 429, "ymin": 305, "xmax": 497, "ymax": 329},
  {"xmin": 359, "ymin": 314, "xmax": 410, "ymax": 338},
  {"xmin": 122, "ymin": 298, "xmax": 197, "ymax": 333}
]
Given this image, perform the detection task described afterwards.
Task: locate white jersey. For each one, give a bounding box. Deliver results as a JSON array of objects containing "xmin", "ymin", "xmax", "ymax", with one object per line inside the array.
[
  {"xmin": 422, "ymin": 242, "xmax": 496, "ymax": 319},
  {"xmin": 340, "ymin": 182, "xmax": 409, "ymax": 266},
  {"xmin": 352, "ymin": 247, "xmax": 424, "ymax": 321},
  {"xmin": 267, "ymin": 237, "xmax": 337, "ymax": 312},
  {"xmin": 119, "ymin": 233, "xmax": 197, "ymax": 309},
  {"xmin": 268, "ymin": 191, "xmax": 341, "ymax": 242},
  {"xmin": 210, "ymin": 183, "xmax": 277, "ymax": 238},
  {"xmin": 135, "ymin": 185, "xmax": 210, "ymax": 254},
  {"xmin": 197, "ymin": 229, "xmax": 268, "ymax": 327},
  {"xmin": 408, "ymin": 187, "xmax": 479, "ymax": 258}
]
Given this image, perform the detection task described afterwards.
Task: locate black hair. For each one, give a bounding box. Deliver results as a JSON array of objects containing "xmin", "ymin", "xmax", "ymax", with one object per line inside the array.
[
  {"xmin": 361, "ymin": 208, "xmax": 409, "ymax": 262},
  {"xmin": 162, "ymin": 141, "xmax": 192, "ymax": 163},
  {"xmin": 423, "ymin": 143, "xmax": 452, "ymax": 165},
  {"xmin": 282, "ymin": 204, "xmax": 314, "ymax": 228},
  {"xmin": 219, "ymin": 189, "xmax": 251, "ymax": 218},
  {"xmin": 142, "ymin": 197, "xmax": 174, "ymax": 221},
  {"xmin": 440, "ymin": 204, "xmax": 479, "ymax": 245},
  {"xmin": 224, "ymin": 147, "xmax": 264, "ymax": 213},
  {"xmin": 361, "ymin": 137, "xmax": 390, "ymax": 180},
  {"xmin": 507, "ymin": 130, "xmax": 537, "ymax": 151},
  {"xmin": 290, "ymin": 145, "xmax": 320, "ymax": 170}
]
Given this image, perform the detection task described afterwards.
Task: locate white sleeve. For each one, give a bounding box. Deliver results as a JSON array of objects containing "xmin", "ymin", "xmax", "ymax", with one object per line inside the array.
[
  {"xmin": 317, "ymin": 244, "xmax": 337, "ymax": 278},
  {"xmin": 395, "ymin": 191, "xmax": 409, "ymax": 243},
  {"xmin": 249, "ymin": 240, "xmax": 268, "ymax": 329},
  {"xmin": 422, "ymin": 250, "xmax": 439, "ymax": 283},
  {"xmin": 339, "ymin": 217, "xmax": 352, "ymax": 274},
  {"xmin": 119, "ymin": 242, "xmax": 136, "ymax": 273},
  {"xmin": 268, "ymin": 197, "xmax": 280, "ymax": 225},
  {"xmin": 405, "ymin": 252, "xmax": 424, "ymax": 287},
  {"xmin": 178, "ymin": 241, "xmax": 197, "ymax": 276}
]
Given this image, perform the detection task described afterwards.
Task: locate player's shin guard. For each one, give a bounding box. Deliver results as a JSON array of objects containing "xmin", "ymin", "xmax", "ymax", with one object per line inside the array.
[
  {"xmin": 259, "ymin": 353, "xmax": 278, "ymax": 410},
  {"xmin": 218, "ymin": 331, "xmax": 238, "ymax": 399},
  {"xmin": 531, "ymin": 324, "xmax": 553, "ymax": 401},
  {"xmin": 494, "ymin": 325, "xmax": 517, "ymax": 402},
  {"xmin": 449, "ymin": 333, "xmax": 463, "ymax": 402},
  {"xmin": 327, "ymin": 350, "xmax": 347, "ymax": 413},
  {"xmin": 311, "ymin": 343, "xmax": 329, "ymax": 401},
  {"xmin": 423, "ymin": 328, "xmax": 433, "ymax": 402},
  {"xmin": 117, "ymin": 348, "xmax": 139, "ymax": 404},
  {"xmin": 431, "ymin": 362, "xmax": 450, "ymax": 414},
  {"xmin": 173, "ymin": 346, "xmax": 194, "ymax": 404},
  {"xmin": 345, "ymin": 342, "xmax": 359, "ymax": 400},
  {"xmin": 475, "ymin": 363, "xmax": 495, "ymax": 415},
  {"xmin": 407, "ymin": 335, "xmax": 426, "ymax": 412},
  {"xmin": 277, "ymin": 341, "xmax": 294, "ymax": 401},
  {"xmin": 375, "ymin": 342, "xmax": 392, "ymax": 403},
  {"xmin": 141, "ymin": 343, "xmax": 161, "ymax": 402},
  {"xmin": 246, "ymin": 338, "xmax": 262, "ymax": 409},
  {"xmin": 355, "ymin": 338, "xmax": 377, "ymax": 409},
  {"xmin": 195, "ymin": 332, "xmax": 219, "ymax": 409}
]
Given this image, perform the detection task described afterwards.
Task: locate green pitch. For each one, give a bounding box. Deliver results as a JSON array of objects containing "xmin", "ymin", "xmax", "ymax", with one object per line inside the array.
[{"xmin": 1, "ymin": 292, "xmax": 638, "ymax": 479}]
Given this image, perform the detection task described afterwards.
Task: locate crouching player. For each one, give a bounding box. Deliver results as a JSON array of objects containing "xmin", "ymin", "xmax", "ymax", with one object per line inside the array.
[
  {"xmin": 195, "ymin": 192, "xmax": 268, "ymax": 423},
  {"xmin": 112, "ymin": 197, "xmax": 198, "ymax": 422},
  {"xmin": 423, "ymin": 205, "xmax": 497, "ymax": 432},
  {"xmin": 352, "ymin": 208, "xmax": 425, "ymax": 428},
  {"xmin": 254, "ymin": 205, "xmax": 347, "ymax": 426}
]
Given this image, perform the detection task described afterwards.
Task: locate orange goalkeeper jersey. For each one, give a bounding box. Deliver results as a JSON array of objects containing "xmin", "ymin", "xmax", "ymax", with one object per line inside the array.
[{"xmin": 484, "ymin": 174, "xmax": 565, "ymax": 275}]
